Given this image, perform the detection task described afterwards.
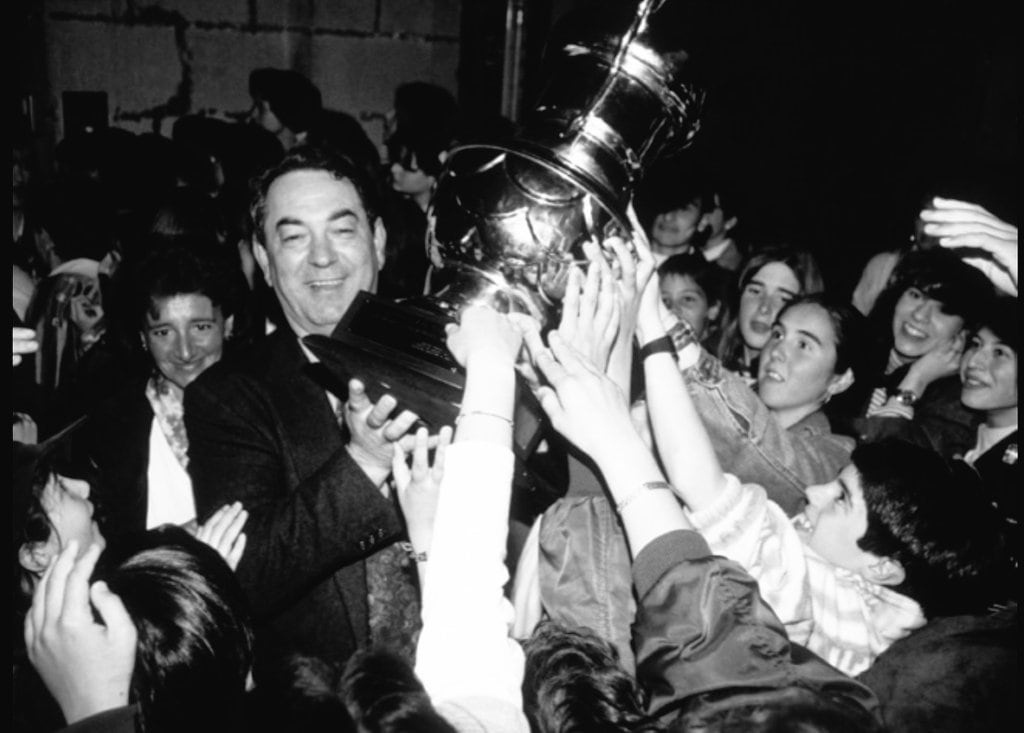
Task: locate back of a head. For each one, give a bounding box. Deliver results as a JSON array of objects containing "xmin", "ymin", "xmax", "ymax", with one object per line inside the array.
[
  {"xmin": 249, "ymin": 67, "xmax": 323, "ymax": 134},
  {"xmin": 340, "ymin": 647, "xmax": 455, "ymax": 733},
  {"xmin": 853, "ymin": 439, "xmax": 1010, "ymax": 617},
  {"xmin": 522, "ymin": 620, "xmax": 653, "ymax": 732},
  {"xmin": 393, "ymin": 81, "xmax": 459, "ymax": 142},
  {"xmin": 97, "ymin": 526, "xmax": 254, "ymax": 733}
]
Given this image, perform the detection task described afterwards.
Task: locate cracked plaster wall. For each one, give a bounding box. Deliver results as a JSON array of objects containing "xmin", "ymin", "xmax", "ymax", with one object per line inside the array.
[{"xmin": 38, "ymin": 0, "xmax": 460, "ymax": 151}]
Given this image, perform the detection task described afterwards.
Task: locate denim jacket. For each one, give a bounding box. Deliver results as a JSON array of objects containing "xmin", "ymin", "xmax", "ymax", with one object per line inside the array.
[{"xmin": 669, "ymin": 347, "xmax": 853, "ymax": 517}]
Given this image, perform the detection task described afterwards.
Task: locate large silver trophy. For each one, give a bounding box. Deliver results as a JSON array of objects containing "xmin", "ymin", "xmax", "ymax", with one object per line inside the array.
[{"xmin": 305, "ymin": 0, "xmax": 703, "ymax": 450}]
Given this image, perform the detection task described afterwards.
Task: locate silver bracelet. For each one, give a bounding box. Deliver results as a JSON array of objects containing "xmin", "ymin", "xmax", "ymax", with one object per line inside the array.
[
  {"xmin": 398, "ymin": 541, "xmax": 428, "ymax": 563},
  {"xmin": 455, "ymin": 409, "xmax": 513, "ymax": 427},
  {"xmin": 615, "ymin": 480, "xmax": 673, "ymax": 513}
]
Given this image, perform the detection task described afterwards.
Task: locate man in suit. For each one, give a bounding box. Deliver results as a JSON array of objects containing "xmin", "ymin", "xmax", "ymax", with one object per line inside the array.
[{"xmin": 184, "ymin": 146, "xmax": 421, "ymax": 686}]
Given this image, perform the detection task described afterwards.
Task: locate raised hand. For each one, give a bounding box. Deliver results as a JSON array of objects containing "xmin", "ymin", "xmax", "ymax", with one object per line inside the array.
[
  {"xmin": 921, "ymin": 197, "xmax": 1018, "ymax": 293},
  {"xmin": 558, "ymin": 250, "xmax": 621, "ymax": 372},
  {"xmin": 445, "ymin": 304, "xmax": 525, "ymax": 369},
  {"xmin": 523, "ymin": 328, "xmax": 634, "ymax": 459},
  {"xmin": 344, "ymin": 379, "xmax": 421, "ymax": 488},
  {"xmin": 902, "ymin": 331, "xmax": 966, "ymax": 395},
  {"xmin": 24, "ymin": 541, "xmax": 137, "ymax": 725},
  {"xmin": 193, "ymin": 502, "xmax": 249, "ymax": 571},
  {"xmin": 392, "ymin": 425, "xmax": 453, "ymax": 559}
]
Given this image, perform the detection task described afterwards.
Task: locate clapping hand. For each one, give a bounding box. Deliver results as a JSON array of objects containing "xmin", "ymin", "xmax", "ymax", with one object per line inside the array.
[
  {"xmin": 192, "ymin": 502, "xmax": 248, "ymax": 571},
  {"xmin": 24, "ymin": 541, "xmax": 137, "ymax": 725}
]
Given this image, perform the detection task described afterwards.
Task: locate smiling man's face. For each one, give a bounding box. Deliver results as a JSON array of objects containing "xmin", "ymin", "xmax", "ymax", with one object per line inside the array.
[{"xmin": 255, "ymin": 169, "xmax": 386, "ymax": 337}]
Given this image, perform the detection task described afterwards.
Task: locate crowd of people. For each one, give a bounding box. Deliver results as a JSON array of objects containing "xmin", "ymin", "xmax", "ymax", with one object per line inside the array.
[{"xmin": 11, "ymin": 66, "xmax": 1019, "ymax": 733}]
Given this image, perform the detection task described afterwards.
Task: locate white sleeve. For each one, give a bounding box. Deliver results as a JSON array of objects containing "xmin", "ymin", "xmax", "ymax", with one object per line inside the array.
[{"xmin": 414, "ymin": 441, "xmax": 527, "ymax": 717}]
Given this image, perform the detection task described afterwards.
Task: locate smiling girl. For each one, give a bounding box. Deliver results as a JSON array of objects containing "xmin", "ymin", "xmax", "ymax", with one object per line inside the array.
[{"xmin": 828, "ymin": 249, "xmax": 995, "ymax": 459}]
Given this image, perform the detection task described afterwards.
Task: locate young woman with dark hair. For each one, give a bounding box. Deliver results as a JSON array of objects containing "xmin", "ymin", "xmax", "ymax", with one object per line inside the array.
[
  {"xmin": 81, "ymin": 237, "xmax": 249, "ymax": 541},
  {"xmin": 715, "ymin": 246, "xmax": 825, "ymax": 384},
  {"xmin": 828, "ymin": 247, "xmax": 996, "ymax": 458}
]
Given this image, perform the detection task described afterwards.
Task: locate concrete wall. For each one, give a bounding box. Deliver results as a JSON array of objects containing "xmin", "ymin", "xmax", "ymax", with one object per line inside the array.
[{"xmin": 38, "ymin": 0, "xmax": 461, "ymax": 151}]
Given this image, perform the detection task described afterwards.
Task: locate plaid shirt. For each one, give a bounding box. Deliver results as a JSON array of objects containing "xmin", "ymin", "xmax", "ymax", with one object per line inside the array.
[{"xmin": 685, "ymin": 475, "xmax": 926, "ymax": 677}]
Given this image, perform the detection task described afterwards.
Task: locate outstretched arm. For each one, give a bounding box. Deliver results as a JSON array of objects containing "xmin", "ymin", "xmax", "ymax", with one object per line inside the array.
[
  {"xmin": 634, "ymin": 268, "xmax": 729, "ymax": 514},
  {"xmin": 525, "ymin": 327, "xmax": 690, "ymax": 557}
]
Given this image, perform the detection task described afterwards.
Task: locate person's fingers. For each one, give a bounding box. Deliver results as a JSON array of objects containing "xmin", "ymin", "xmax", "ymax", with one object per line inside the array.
[
  {"xmin": 43, "ymin": 540, "xmax": 79, "ymax": 628},
  {"xmin": 722, "ymin": 216, "xmax": 739, "ymax": 233},
  {"xmin": 382, "ymin": 410, "xmax": 419, "ymax": 442},
  {"xmin": 366, "ymin": 394, "xmax": 398, "ymax": 429},
  {"xmin": 929, "ymin": 197, "xmax": 990, "ymax": 215},
  {"xmin": 198, "ymin": 504, "xmax": 231, "ymax": 547},
  {"xmin": 433, "ymin": 425, "xmax": 452, "ymax": 479},
  {"xmin": 62, "ymin": 543, "xmax": 103, "ymax": 622},
  {"xmin": 533, "ymin": 385, "xmax": 564, "ymax": 425},
  {"xmin": 224, "ymin": 533, "xmax": 247, "ymax": 571},
  {"xmin": 195, "ymin": 504, "xmax": 226, "ymax": 543},
  {"xmin": 346, "ymin": 379, "xmax": 373, "ymax": 413},
  {"xmin": 521, "ymin": 326, "xmax": 551, "ymax": 366},
  {"xmin": 547, "ymin": 330, "xmax": 592, "ymax": 375},
  {"xmin": 532, "ymin": 337, "xmax": 569, "ymax": 388},
  {"xmin": 608, "ymin": 237, "xmax": 636, "ymax": 293},
  {"xmin": 27, "ymin": 560, "xmax": 56, "ymax": 650},
  {"xmin": 410, "ymin": 427, "xmax": 430, "ymax": 483},
  {"xmin": 559, "ymin": 265, "xmax": 583, "ymax": 335},
  {"xmin": 89, "ymin": 581, "xmax": 136, "ymax": 645},
  {"xmin": 923, "ymin": 220, "xmax": 1015, "ymax": 239},
  {"xmin": 221, "ymin": 506, "xmax": 249, "ymax": 550},
  {"xmin": 392, "ymin": 442, "xmax": 412, "ymax": 491},
  {"xmin": 578, "ymin": 260, "xmax": 601, "ymax": 331}
]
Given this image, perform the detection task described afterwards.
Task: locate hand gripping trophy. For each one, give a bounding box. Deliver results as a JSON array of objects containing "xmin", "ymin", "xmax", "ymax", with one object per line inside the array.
[{"xmin": 305, "ymin": 0, "xmax": 704, "ymax": 458}]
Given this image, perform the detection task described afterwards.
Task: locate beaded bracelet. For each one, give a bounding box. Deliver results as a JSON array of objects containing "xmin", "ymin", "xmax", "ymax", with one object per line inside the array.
[
  {"xmin": 398, "ymin": 541, "xmax": 428, "ymax": 563},
  {"xmin": 615, "ymin": 481, "xmax": 674, "ymax": 513},
  {"xmin": 455, "ymin": 409, "xmax": 513, "ymax": 427}
]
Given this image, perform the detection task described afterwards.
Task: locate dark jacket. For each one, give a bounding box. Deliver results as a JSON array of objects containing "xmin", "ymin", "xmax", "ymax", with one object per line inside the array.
[
  {"xmin": 632, "ymin": 530, "xmax": 881, "ymax": 727},
  {"xmin": 184, "ymin": 329, "xmax": 405, "ymax": 679},
  {"xmin": 80, "ymin": 380, "xmax": 154, "ymax": 541},
  {"xmin": 830, "ymin": 365, "xmax": 979, "ymax": 459},
  {"xmin": 857, "ymin": 606, "xmax": 1019, "ymax": 733}
]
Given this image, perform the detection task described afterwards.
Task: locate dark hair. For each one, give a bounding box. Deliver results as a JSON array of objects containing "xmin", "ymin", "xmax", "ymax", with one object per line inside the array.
[
  {"xmin": 972, "ymin": 293, "xmax": 1019, "ymax": 354},
  {"xmin": 522, "ymin": 620, "xmax": 658, "ymax": 732},
  {"xmin": 249, "ymin": 68, "xmax": 323, "ymax": 134},
  {"xmin": 852, "ymin": 439, "xmax": 1008, "ymax": 617},
  {"xmin": 124, "ymin": 237, "xmax": 245, "ymax": 340},
  {"xmin": 250, "ymin": 145, "xmax": 382, "ymax": 246},
  {"xmin": 717, "ymin": 247, "xmax": 825, "ymax": 368},
  {"xmin": 339, "ymin": 647, "xmax": 455, "ymax": 733},
  {"xmin": 97, "ymin": 526, "xmax": 254, "ymax": 733},
  {"xmin": 776, "ymin": 294, "xmax": 867, "ymax": 379},
  {"xmin": 386, "ymin": 127, "xmax": 449, "ymax": 179},
  {"xmin": 868, "ymin": 248, "xmax": 994, "ymax": 335},
  {"xmin": 658, "ymin": 252, "xmax": 730, "ymax": 309}
]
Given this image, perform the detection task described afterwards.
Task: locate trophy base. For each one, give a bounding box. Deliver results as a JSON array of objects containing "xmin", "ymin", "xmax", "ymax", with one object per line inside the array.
[{"xmin": 303, "ymin": 291, "xmax": 547, "ymax": 459}]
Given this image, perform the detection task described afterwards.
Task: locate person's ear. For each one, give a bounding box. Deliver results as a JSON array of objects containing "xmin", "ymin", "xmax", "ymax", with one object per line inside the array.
[
  {"xmin": 826, "ymin": 368, "xmax": 855, "ymax": 399},
  {"xmin": 372, "ymin": 217, "xmax": 387, "ymax": 272},
  {"xmin": 863, "ymin": 557, "xmax": 905, "ymax": 586},
  {"xmin": 224, "ymin": 315, "xmax": 235, "ymax": 340},
  {"xmin": 18, "ymin": 541, "xmax": 55, "ymax": 575},
  {"xmin": 706, "ymin": 302, "xmax": 722, "ymax": 323},
  {"xmin": 252, "ymin": 240, "xmax": 273, "ymax": 287}
]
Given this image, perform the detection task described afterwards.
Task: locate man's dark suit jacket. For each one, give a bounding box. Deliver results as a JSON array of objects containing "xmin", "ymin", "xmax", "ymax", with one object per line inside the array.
[{"xmin": 184, "ymin": 329, "xmax": 405, "ymax": 678}]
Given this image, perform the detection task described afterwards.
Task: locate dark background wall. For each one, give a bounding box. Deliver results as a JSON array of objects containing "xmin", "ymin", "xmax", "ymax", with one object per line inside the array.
[{"xmin": 16, "ymin": 0, "xmax": 1019, "ymax": 292}]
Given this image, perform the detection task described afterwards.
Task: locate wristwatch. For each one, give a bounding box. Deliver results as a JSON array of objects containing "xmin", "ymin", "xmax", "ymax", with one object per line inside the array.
[{"xmin": 892, "ymin": 389, "xmax": 919, "ymax": 407}]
